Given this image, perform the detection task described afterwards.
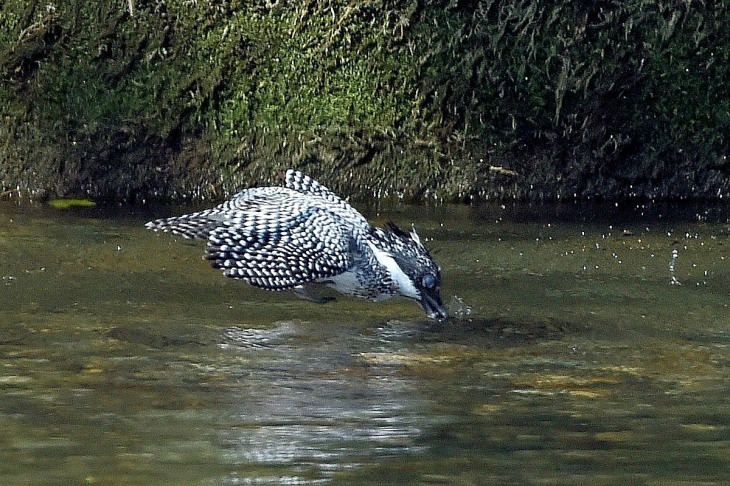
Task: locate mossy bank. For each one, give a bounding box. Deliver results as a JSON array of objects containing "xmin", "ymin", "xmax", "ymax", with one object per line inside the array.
[{"xmin": 1, "ymin": 1, "xmax": 728, "ymax": 202}]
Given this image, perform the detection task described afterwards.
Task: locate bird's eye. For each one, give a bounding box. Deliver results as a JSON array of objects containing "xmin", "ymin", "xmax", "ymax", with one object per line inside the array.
[{"xmin": 422, "ymin": 273, "xmax": 437, "ymax": 289}]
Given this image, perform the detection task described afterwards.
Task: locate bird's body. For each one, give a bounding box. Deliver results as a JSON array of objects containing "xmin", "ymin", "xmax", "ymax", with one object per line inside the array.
[{"xmin": 146, "ymin": 170, "xmax": 446, "ymax": 319}]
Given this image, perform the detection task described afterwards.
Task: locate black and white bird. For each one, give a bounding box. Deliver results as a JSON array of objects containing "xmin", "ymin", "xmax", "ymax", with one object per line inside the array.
[{"xmin": 145, "ymin": 169, "xmax": 447, "ymax": 319}]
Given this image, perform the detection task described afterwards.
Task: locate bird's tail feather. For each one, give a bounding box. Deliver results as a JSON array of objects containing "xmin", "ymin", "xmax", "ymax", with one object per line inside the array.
[{"xmin": 145, "ymin": 215, "xmax": 221, "ymax": 240}]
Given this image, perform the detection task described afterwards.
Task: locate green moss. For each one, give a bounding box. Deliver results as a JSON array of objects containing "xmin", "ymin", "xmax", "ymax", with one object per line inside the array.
[
  {"xmin": 48, "ymin": 198, "xmax": 96, "ymax": 209},
  {"xmin": 0, "ymin": 0, "xmax": 728, "ymax": 201}
]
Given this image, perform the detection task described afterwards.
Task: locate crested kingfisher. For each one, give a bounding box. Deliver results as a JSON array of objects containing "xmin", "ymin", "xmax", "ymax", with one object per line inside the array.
[{"xmin": 146, "ymin": 170, "xmax": 446, "ymax": 319}]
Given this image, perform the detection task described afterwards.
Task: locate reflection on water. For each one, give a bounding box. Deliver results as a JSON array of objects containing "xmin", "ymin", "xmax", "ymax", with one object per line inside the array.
[
  {"xmin": 0, "ymin": 200, "xmax": 728, "ymax": 484},
  {"xmin": 218, "ymin": 323, "xmax": 430, "ymax": 484}
]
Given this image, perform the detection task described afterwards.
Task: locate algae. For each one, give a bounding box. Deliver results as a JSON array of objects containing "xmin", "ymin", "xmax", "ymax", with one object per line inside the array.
[{"xmin": 47, "ymin": 198, "xmax": 96, "ymax": 209}]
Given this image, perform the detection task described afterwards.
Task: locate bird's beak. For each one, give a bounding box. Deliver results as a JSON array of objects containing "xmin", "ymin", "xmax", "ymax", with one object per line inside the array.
[{"xmin": 421, "ymin": 292, "xmax": 447, "ymax": 320}]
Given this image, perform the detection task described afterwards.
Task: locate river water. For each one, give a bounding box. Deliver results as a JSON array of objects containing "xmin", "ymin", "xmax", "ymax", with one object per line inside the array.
[{"xmin": 0, "ymin": 199, "xmax": 728, "ymax": 484}]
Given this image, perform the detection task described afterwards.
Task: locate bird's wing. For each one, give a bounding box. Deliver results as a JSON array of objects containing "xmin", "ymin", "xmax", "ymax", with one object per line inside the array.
[
  {"xmin": 147, "ymin": 171, "xmax": 370, "ymax": 240},
  {"xmin": 145, "ymin": 173, "xmax": 372, "ymax": 291},
  {"xmin": 145, "ymin": 188, "xmax": 302, "ymax": 240},
  {"xmin": 283, "ymin": 170, "xmax": 369, "ymax": 229},
  {"xmin": 205, "ymin": 205, "xmax": 358, "ymax": 290},
  {"xmin": 145, "ymin": 212, "xmax": 221, "ymax": 240}
]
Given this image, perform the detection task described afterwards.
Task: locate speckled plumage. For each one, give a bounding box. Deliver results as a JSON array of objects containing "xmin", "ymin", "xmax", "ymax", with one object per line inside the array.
[{"xmin": 146, "ymin": 169, "xmax": 446, "ymax": 318}]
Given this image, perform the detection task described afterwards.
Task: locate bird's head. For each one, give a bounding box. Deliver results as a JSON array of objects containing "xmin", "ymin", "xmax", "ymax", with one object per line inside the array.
[{"xmin": 379, "ymin": 223, "xmax": 447, "ymax": 320}]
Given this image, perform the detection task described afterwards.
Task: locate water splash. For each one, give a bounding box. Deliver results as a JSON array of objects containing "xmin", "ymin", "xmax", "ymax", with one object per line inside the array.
[
  {"xmin": 447, "ymin": 295, "xmax": 473, "ymax": 318},
  {"xmin": 669, "ymin": 248, "xmax": 681, "ymax": 286}
]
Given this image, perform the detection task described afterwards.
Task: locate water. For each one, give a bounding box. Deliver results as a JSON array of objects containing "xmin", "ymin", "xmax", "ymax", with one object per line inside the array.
[{"xmin": 1, "ymin": 200, "xmax": 728, "ymax": 484}]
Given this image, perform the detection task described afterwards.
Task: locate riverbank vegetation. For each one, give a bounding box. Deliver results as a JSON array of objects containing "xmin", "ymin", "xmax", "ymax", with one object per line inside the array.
[{"xmin": 1, "ymin": 0, "xmax": 727, "ymax": 201}]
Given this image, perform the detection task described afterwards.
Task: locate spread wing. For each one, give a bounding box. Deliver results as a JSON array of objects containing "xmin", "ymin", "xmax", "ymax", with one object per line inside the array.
[
  {"xmin": 144, "ymin": 187, "xmax": 298, "ymax": 240},
  {"xmin": 145, "ymin": 171, "xmax": 371, "ymax": 291},
  {"xmin": 205, "ymin": 204, "xmax": 357, "ymax": 290},
  {"xmin": 284, "ymin": 169, "xmax": 369, "ymax": 229}
]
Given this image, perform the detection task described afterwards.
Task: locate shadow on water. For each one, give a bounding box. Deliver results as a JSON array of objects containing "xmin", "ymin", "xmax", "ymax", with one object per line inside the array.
[
  {"xmin": 0, "ymin": 200, "xmax": 728, "ymax": 484},
  {"xmin": 417, "ymin": 316, "xmax": 569, "ymax": 344}
]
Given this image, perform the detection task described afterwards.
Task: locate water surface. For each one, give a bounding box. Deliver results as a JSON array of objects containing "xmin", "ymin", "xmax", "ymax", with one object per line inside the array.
[{"xmin": 1, "ymin": 200, "xmax": 728, "ymax": 484}]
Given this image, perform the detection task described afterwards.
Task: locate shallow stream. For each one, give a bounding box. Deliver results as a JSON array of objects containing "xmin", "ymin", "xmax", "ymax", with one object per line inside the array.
[{"xmin": 1, "ymin": 200, "xmax": 728, "ymax": 484}]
